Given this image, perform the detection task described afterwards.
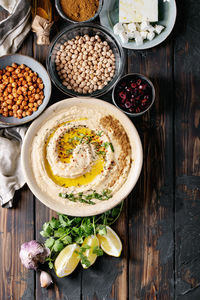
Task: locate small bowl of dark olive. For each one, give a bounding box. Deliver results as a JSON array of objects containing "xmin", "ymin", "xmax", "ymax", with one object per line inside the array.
[{"xmin": 112, "ymin": 73, "xmax": 155, "ymax": 117}]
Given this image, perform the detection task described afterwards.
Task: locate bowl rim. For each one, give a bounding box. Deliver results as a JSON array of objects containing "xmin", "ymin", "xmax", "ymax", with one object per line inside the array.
[
  {"xmin": 112, "ymin": 72, "xmax": 155, "ymax": 117},
  {"xmin": 46, "ymin": 23, "xmax": 125, "ymax": 98},
  {"xmin": 21, "ymin": 97, "xmax": 143, "ymax": 216},
  {"xmin": 0, "ymin": 53, "xmax": 52, "ymax": 127},
  {"xmin": 55, "ymin": 0, "xmax": 104, "ymax": 23}
]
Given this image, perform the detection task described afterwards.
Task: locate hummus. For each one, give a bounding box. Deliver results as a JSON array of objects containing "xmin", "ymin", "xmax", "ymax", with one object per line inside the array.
[{"xmin": 31, "ymin": 106, "xmax": 132, "ymax": 205}]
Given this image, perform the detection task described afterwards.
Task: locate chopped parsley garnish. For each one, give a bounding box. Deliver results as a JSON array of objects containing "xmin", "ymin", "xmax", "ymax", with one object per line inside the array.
[
  {"xmin": 97, "ymin": 131, "xmax": 103, "ymax": 136},
  {"xmin": 59, "ymin": 189, "xmax": 112, "ymax": 204},
  {"xmin": 66, "ymin": 149, "xmax": 73, "ymax": 154},
  {"xmin": 97, "ymin": 150, "xmax": 106, "ymax": 156},
  {"xmin": 93, "ymin": 246, "xmax": 104, "ymax": 256},
  {"xmin": 75, "ymin": 244, "xmax": 91, "ymax": 267},
  {"xmin": 103, "ymin": 142, "xmax": 109, "ymax": 149},
  {"xmin": 109, "ymin": 143, "xmax": 114, "ymax": 152}
]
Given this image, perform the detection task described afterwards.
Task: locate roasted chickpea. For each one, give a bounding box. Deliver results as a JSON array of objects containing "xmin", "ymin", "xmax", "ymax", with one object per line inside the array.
[{"xmin": 0, "ymin": 63, "xmax": 44, "ymax": 118}]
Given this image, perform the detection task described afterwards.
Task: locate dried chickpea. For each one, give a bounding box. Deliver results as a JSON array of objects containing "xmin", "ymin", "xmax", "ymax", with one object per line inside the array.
[{"xmin": 56, "ymin": 35, "xmax": 115, "ymax": 94}]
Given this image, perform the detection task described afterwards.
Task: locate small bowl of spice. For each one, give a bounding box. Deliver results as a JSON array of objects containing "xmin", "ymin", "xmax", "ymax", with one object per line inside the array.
[
  {"xmin": 55, "ymin": 0, "xmax": 103, "ymax": 23},
  {"xmin": 112, "ymin": 73, "xmax": 155, "ymax": 117}
]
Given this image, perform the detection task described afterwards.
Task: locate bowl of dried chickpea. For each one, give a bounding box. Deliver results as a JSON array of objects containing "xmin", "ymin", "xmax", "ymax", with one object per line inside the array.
[
  {"xmin": 46, "ymin": 23, "xmax": 124, "ymax": 98},
  {"xmin": 0, "ymin": 54, "xmax": 52, "ymax": 127}
]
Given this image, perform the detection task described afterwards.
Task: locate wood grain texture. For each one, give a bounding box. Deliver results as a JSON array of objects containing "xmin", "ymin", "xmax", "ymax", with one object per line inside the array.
[
  {"xmin": 0, "ymin": 187, "xmax": 35, "ymax": 300},
  {"xmin": 174, "ymin": 1, "xmax": 200, "ymax": 299},
  {"xmin": 1, "ymin": 0, "xmax": 200, "ymax": 299},
  {"xmin": 128, "ymin": 41, "xmax": 175, "ymax": 299}
]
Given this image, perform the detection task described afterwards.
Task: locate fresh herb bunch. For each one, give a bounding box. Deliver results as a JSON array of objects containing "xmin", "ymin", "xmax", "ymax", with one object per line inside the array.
[{"xmin": 40, "ymin": 202, "xmax": 123, "ymax": 269}]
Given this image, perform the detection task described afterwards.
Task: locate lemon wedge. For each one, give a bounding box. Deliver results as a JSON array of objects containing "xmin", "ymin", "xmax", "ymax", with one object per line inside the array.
[
  {"xmin": 54, "ymin": 243, "xmax": 80, "ymax": 277},
  {"xmin": 97, "ymin": 226, "xmax": 122, "ymax": 257},
  {"xmin": 81, "ymin": 235, "xmax": 99, "ymax": 269}
]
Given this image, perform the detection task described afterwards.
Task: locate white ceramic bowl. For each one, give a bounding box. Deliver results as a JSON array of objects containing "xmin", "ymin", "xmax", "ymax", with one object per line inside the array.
[{"xmin": 22, "ymin": 97, "xmax": 143, "ymax": 216}]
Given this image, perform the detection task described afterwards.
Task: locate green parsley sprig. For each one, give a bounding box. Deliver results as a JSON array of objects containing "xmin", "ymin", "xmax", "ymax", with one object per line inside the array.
[{"xmin": 40, "ymin": 202, "xmax": 123, "ymax": 269}]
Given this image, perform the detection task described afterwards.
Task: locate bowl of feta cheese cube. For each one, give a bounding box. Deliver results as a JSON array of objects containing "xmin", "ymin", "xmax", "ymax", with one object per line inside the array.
[{"xmin": 99, "ymin": 0, "xmax": 177, "ymax": 50}]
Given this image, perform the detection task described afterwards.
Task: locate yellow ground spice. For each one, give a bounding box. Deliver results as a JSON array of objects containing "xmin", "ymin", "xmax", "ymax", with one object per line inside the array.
[{"xmin": 60, "ymin": 0, "xmax": 99, "ymax": 22}]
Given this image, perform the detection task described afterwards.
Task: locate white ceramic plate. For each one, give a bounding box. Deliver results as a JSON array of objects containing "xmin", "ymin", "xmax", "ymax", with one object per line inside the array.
[
  {"xmin": 22, "ymin": 97, "xmax": 143, "ymax": 216},
  {"xmin": 99, "ymin": 0, "xmax": 177, "ymax": 50}
]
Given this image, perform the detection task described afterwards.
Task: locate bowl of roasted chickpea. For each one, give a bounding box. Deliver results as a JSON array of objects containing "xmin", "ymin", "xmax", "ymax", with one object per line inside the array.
[{"xmin": 0, "ymin": 54, "xmax": 52, "ymax": 127}]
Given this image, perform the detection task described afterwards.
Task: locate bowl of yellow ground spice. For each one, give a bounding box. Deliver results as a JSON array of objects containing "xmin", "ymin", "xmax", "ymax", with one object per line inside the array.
[{"xmin": 55, "ymin": 0, "xmax": 103, "ymax": 23}]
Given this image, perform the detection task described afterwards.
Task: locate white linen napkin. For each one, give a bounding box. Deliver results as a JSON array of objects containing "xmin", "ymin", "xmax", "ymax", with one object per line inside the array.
[
  {"xmin": 0, "ymin": 0, "xmax": 19, "ymax": 14},
  {"xmin": 0, "ymin": 127, "xmax": 27, "ymax": 207},
  {"xmin": 0, "ymin": 0, "xmax": 31, "ymax": 55}
]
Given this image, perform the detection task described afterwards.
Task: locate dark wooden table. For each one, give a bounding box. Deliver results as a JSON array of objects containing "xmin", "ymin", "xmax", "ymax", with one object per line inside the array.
[{"xmin": 0, "ymin": 1, "xmax": 200, "ymax": 299}]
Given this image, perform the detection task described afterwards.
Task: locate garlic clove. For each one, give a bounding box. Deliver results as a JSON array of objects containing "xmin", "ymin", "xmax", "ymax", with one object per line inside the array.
[{"xmin": 40, "ymin": 271, "xmax": 53, "ymax": 288}]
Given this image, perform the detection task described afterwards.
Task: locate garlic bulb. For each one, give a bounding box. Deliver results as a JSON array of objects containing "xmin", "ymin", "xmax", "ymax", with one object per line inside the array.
[{"xmin": 19, "ymin": 240, "xmax": 50, "ymax": 270}]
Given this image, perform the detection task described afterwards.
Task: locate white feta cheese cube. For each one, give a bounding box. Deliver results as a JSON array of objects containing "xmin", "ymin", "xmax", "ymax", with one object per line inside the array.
[
  {"xmin": 127, "ymin": 31, "xmax": 135, "ymax": 39},
  {"xmin": 133, "ymin": 31, "xmax": 141, "ymax": 39},
  {"xmin": 135, "ymin": 35, "xmax": 143, "ymax": 46},
  {"xmin": 119, "ymin": 0, "xmax": 158, "ymax": 23},
  {"xmin": 123, "ymin": 24, "xmax": 129, "ymax": 32},
  {"xmin": 119, "ymin": 32, "xmax": 129, "ymax": 44},
  {"xmin": 147, "ymin": 31, "xmax": 155, "ymax": 41},
  {"xmin": 140, "ymin": 21, "xmax": 150, "ymax": 31},
  {"xmin": 127, "ymin": 23, "xmax": 137, "ymax": 32},
  {"xmin": 147, "ymin": 25, "xmax": 155, "ymax": 32},
  {"xmin": 140, "ymin": 31, "xmax": 148, "ymax": 39},
  {"xmin": 135, "ymin": 23, "xmax": 141, "ymax": 31},
  {"xmin": 113, "ymin": 23, "xmax": 124, "ymax": 35},
  {"xmin": 154, "ymin": 25, "xmax": 165, "ymax": 34}
]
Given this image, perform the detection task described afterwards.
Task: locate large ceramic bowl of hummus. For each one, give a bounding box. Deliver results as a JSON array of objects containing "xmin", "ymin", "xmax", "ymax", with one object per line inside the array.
[{"xmin": 22, "ymin": 97, "xmax": 143, "ymax": 216}]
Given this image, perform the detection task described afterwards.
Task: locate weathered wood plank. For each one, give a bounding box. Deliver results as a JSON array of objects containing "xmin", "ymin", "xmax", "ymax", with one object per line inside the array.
[
  {"xmin": 0, "ymin": 9, "xmax": 35, "ymax": 299},
  {"xmin": 0, "ymin": 186, "xmax": 35, "ymax": 300},
  {"xmin": 128, "ymin": 42, "xmax": 175, "ymax": 299},
  {"xmin": 174, "ymin": 1, "xmax": 200, "ymax": 299}
]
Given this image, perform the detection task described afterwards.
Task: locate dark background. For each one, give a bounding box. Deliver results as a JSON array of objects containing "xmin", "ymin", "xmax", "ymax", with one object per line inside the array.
[{"xmin": 0, "ymin": 0, "xmax": 200, "ymax": 299}]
